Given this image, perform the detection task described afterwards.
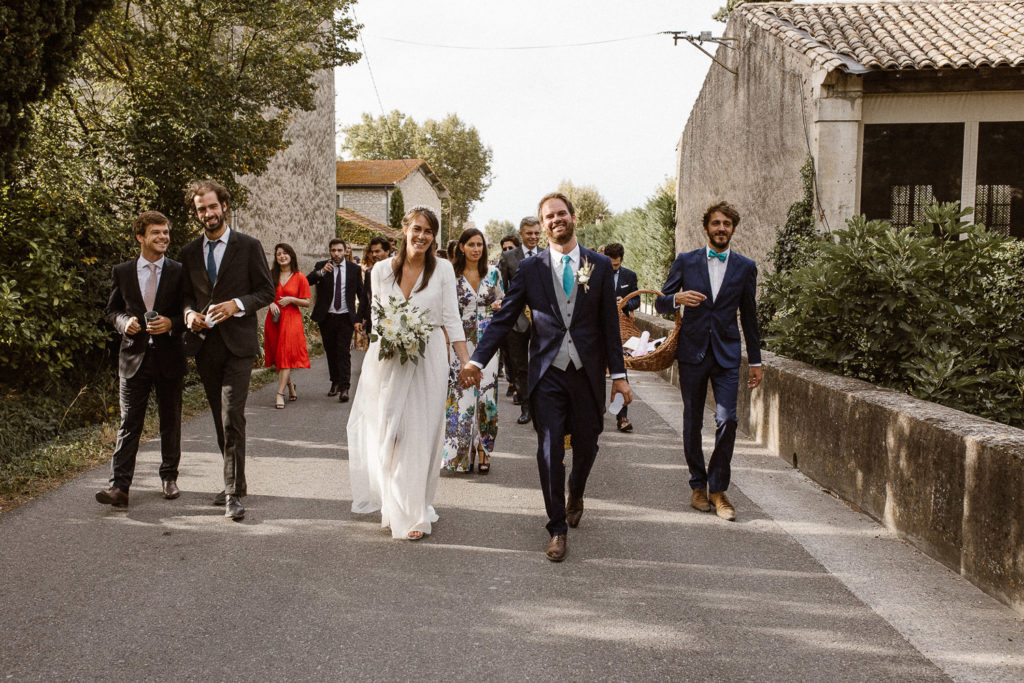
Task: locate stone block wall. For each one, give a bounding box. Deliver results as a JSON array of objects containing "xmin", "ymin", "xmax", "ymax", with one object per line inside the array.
[
  {"xmin": 632, "ymin": 311, "xmax": 1024, "ymax": 616},
  {"xmin": 338, "ymin": 188, "xmax": 388, "ymax": 225},
  {"xmin": 398, "ymin": 170, "xmax": 442, "ymax": 221},
  {"xmin": 234, "ymin": 69, "xmax": 337, "ymax": 269}
]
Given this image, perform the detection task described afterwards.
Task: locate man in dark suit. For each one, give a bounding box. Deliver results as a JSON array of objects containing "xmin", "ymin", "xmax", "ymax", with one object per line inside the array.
[
  {"xmin": 604, "ymin": 242, "xmax": 640, "ymax": 433},
  {"xmin": 181, "ymin": 180, "xmax": 275, "ymax": 521},
  {"xmin": 96, "ymin": 211, "xmax": 187, "ymax": 507},
  {"xmin": 497, "ymin": 216, "xmax": 543, "ymax": 425},
  {"xmin": 655, "ymin": 201, "xmax": 763, "ymax": 522},
  {"xmin": 307, "ymin": 238, "xmax": 368, "ymax": 402},
  {"xmin": 461, "ymin": 192, "xmax": 632, "ymax": 562}
]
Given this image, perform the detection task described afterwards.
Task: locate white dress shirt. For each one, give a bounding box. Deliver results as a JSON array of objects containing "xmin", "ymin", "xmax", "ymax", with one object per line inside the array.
[
  {"xmin": 327, "ymin": 261, "xmax": 348, "ymax": 314},
  {"xmin": 197, "ymin": 226, "xmax": 244, "ymax": 316},
  {"xmin": 707, "ymin": 246, "xmax": 729, "ymax": 301},
  {"xmin": 522, "ymin": 245, "xmax": 538, "ymax": 259}
]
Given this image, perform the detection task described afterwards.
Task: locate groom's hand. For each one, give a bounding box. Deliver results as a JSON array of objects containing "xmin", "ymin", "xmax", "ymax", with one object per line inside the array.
[
  {"xmin": 611, "ymin": 378, "xmax": 633, "ymax": 405},
  {"xmin": 459, "ymin": 363, "xmax": 482, "ymax": 389}
]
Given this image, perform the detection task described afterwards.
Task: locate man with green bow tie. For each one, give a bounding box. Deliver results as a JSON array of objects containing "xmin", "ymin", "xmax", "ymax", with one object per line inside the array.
[{"xmin": 655, "ymin": 201, "xmax": 762, "ymax": 522}]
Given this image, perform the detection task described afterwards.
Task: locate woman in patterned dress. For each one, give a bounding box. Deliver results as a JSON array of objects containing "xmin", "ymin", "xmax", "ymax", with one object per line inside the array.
[{"xmin": 442, "ymin": 228, "xmax": 504, "ymax": 474}]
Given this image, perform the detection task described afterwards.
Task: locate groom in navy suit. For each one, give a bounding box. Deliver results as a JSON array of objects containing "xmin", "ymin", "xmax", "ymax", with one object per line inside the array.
[
  {"xmin": 656, "ymin": 201, "xmax": 763, "ymax": 521},
  {"xmin": 461, "ymin": 192, "xmax": 632, "ymax": 562}
]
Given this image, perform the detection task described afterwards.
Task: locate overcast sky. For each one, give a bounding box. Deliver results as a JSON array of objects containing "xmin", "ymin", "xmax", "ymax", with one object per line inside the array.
[{"xmin": 334, "ymin": 0, "xmax": 735, "ymax": 226}]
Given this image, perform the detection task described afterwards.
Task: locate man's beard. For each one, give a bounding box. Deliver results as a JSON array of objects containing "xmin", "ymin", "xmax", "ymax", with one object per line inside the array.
[
  {"xmin": 548, "ymin": 222, "xmax": 575, "ymax": 245},
  {"xmin": 203, "ymin": 214, "xmax": 225, "ymax": 235}
]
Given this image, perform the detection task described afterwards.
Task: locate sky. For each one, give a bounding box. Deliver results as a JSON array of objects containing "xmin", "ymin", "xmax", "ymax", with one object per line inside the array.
[{"xmin": 334, "ymin": 0, "xmax": 730, "ymax": 226}]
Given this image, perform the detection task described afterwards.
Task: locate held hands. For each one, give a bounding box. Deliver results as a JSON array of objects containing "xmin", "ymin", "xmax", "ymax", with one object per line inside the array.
[
  {"xmin": 674, "ymin": 290, "xmax": 707, "ymax": 308},
  {"xmin": 459, "ymin": 362, "xmax": 482, "ymax": 389},
  {"xmin": 748, "ymin": 366, "xmax": 763, "ymax": 389},
  {"xmin": 611, "ymin": 378, "xmax": 633, "ymax": 407}
]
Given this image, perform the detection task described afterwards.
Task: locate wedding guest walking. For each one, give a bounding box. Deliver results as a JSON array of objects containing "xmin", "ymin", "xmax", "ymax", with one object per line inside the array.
[
  {"xmin": 605, "ymin": 242, "xmax": 639, "ymax": 433},
  {"xmin": 96, "ymin": 211, "xmax": 186, "ymax": 507},
  {"xmin": 308, "ymin": 238, "xmax": 368, "ymax": 402},
  {"xmin": 442, "ymin": 228, "xmax": 504, "ymax": 474},
  {"xmin": 348, "ymin": 207, "xmax": 469, "ymax": 541},
  {"xmin": 655, "ymin": 201, "xmax": 762, "ymax": 521},
  {"xmin": 181, "ymin": 180, "xmax": 275, "ymax": 521},
  {"xmin": 461, "ymin": 192, "xmax": 632, "ymax": 562},
  {"xmin": 497, "ymin": 216, "xmax": 542, "ymax": 425},
  {"xmin": 264, "ymin": 243, "xmax": 311, "ymax": 409}
]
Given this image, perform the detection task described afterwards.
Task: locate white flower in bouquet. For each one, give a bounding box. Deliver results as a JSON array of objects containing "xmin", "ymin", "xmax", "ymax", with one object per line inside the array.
[{"xmin": 369, "ymin": 296, "xmax": 434, "ymax": 365}]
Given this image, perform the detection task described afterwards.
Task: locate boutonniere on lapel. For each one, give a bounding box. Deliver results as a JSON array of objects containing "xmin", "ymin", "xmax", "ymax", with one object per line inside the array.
[{"xmin": 576, "ymin": 258, "xmax": 594, "ymax": 293}]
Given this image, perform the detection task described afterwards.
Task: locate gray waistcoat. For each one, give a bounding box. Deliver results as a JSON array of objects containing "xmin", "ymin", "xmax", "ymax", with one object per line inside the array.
[{"xmin": 551, "ymin": 255, "xmax": 582, "ymax": 371}]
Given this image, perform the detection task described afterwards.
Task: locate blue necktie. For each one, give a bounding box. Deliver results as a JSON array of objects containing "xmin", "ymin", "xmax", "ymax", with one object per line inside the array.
[
  {"xmin": 708, "ymin": 248, "xmax": 727, "ymax": 262},
  {"xmin": 206, "ymin": 240, "xmax": 218, "ymax": 283},
  {"xmin": 561, "ymin": 255, "xmax": 574, "ymax": 296}
]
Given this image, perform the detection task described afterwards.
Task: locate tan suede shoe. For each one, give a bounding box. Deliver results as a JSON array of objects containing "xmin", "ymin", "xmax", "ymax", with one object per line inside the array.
[
  {"xmin": 691, "ymin": 487, "xmax": 712, "ymax": 512},
  {"xmin": 709, "ymin": 491, "xmax": 737, "ymax": 521}
]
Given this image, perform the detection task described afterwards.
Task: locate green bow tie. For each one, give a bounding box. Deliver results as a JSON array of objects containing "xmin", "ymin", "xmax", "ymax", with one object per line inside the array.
[{"xmin": 708, "ymin": 248, "xmax": 727, "ymax": 262}]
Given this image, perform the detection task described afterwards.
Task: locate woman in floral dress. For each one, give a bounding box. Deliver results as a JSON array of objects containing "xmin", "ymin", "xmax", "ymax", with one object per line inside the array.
[{"xmin": 442, "ymin": 228, "xmax": 504, "ymax": 474}]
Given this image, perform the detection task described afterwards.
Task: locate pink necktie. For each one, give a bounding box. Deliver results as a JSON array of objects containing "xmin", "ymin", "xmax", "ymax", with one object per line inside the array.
[{"xmin": 143, "ymin": 263, "xmax": 158, "ymax": 310}]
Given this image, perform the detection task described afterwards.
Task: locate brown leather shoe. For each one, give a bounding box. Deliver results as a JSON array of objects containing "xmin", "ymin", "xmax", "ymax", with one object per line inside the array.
[
  {"xmin": 616, "ymin": 416, "xmax": 634, "ymax": 433},
  {"xmin": 709, "ymin": 491, "xmax": 737, "ymax": 521},
  {"xmin": 566, "ymin": 495, "xmax": 584, "ymax": 528},
  {"xmin": 545, "ymin": 533, "xmax": 567, "ymax": 562},
  {"xmin": 161, "ymin": 480, "xmax": 180, "ymax": 499},
  {"xmin": 691, "ymin": 487, "xmax": 712, "ymax": 512},
  {"xmin": 95, "ymin": 486, "xmax": 129, "ymax": 507}
]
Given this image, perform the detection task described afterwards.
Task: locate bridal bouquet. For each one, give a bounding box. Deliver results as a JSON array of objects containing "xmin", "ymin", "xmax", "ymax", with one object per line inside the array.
[{"xmin": 370, "ymin": 296, "xmax": 434, "ymax": 365}]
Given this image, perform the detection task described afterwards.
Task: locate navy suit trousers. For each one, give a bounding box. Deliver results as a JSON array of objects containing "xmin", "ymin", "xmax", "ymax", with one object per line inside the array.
[
  {"xmin": 679, "ymin": 354, "xmax": 739, "ymax": 493},
  {"xmin": 531, "ymin": 364, "xmax": 600, "ymax": 536}
]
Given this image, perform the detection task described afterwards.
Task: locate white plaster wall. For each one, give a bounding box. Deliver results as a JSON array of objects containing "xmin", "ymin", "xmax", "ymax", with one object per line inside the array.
[
  {"xmin": 397, "ymin": 169, "xmax": 442, "ymax": 219},
  {"xmin": 234, "ymin": 69, "xmax": 337, "ymax": 269},
  {"xmin": 676, "ymin": 15, "xmax": 815, "ymax": 270}
]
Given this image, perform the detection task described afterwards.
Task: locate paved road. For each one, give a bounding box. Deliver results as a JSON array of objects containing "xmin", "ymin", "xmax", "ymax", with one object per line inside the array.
[{"xmin": 1, "ymin": 354, "xmax": 1022, "ymax": 681}]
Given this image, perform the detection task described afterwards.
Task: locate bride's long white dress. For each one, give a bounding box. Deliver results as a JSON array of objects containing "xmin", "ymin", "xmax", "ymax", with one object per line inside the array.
[{"xmin": 347, "ymin": 257, "xmax": 465, "ymax": 538}]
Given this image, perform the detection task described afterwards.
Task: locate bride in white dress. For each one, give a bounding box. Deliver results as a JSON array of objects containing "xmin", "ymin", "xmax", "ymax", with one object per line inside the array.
[{"xmin": 347, "ymin": 207, "xmax": 469, "ymax": 540}]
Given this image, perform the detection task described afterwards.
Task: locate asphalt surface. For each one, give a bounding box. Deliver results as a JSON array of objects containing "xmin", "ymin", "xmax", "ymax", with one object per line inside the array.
[{"xmin": 1, "ymin": 353, "xmax": 1022, "ymax": 681}]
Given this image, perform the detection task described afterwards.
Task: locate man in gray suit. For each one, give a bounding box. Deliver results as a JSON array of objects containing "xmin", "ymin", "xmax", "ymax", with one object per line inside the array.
[
  {"xmin": 498, "ymin": 216, "xmax": 542, "ymax": 424},
  {"xmin": 181, "ymin": 179, "xmax": 275, "ymax": 521}
]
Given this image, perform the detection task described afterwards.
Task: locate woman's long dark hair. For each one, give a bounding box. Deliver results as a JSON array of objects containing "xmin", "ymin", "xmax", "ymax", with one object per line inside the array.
[
  {"xmin": 271, "ymin": 242, "xmax": 299, "ymax": 282},
  {"xmin": 452, "ymin": 228, "xmax": 488, "ymax": 280},
  {"xmin": 393, "ymin": 206, "xmax": 439, "ymax": 293}
]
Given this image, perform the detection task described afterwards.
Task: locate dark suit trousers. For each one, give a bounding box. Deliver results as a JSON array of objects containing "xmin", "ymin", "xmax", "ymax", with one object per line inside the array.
[
  {"xmin": 678, "ymin": 354, "xmax": 739, "ymax": 493},
  {"xmin": 532, "ymin": 365, "xmax": 601, "ymax": 536},
  {"xmin": 506, "ymin": 328, "xmax": 530, "ymax": 413},
  {"xmin": 109, "ymin": 351, "xmax": 183, "ymax": 492},
  {"xmin": 319, "ymin": 313, "xmax": 355, "ymax": 389},
  {"xmin": 196, "ymin": 328, "xmax": 253, "ymax": 495}
]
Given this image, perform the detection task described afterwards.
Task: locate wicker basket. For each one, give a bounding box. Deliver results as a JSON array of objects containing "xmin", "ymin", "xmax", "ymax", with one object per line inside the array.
[{"xmin": 618, "ymin": 289, "xmax": 680, "ymax": 372}]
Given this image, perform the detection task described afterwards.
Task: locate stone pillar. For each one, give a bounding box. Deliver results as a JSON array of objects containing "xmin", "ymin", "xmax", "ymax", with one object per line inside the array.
[{"xmin": 813, "ymin": 71, "xmax": 863, "ymax": 234}]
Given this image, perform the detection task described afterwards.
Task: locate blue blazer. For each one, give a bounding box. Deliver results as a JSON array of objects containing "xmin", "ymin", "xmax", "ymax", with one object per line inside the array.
[
  {"xmin": 473, "ymin": 246, "xmax": 626, "ymax": 411},
  {"xmin": 615, "ymin": 266, "xmax": 640, "ymax": 314},
  {"xmin": 655, "ymin": 248, "xmax": 761, "ymax": 368}
]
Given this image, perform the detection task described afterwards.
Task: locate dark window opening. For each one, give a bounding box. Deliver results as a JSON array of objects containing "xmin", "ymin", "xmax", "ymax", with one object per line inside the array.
[
  {"xmin": 976, "ymin": 122, "xmax": 1024, "ymax": 240},
  {"xmin": 861, "ymin": 123, "xmax": 964, "ymax": 229}
]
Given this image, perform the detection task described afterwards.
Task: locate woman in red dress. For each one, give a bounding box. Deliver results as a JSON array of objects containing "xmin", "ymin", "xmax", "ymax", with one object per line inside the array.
[{"xmin": 264, "ymin": 243, "xmax": 311, "ymax": 409}]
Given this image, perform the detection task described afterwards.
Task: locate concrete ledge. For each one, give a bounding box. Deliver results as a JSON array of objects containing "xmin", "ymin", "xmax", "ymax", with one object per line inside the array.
[{"xmin": 632, "ymin": 311, "xmax": 1024, "ymax": 615}]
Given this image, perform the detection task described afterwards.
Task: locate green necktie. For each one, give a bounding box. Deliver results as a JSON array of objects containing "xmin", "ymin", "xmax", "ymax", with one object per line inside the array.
[{"xmin": 561, "ymin": 254, "xmax": 574, "ymax": 296}]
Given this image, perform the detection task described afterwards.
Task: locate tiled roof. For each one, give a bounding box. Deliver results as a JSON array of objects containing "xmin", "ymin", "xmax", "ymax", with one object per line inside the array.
[
  {"xmin": 336, "ymin": 207, "xmax": 402, "ymax": 242},
  {"xmin": 739, "ymin": 1, "xmax": 1024, "ymax": 72},
  {"xmin": 336, "ymin": 159, "xmax": 425, "ymax": 186}
]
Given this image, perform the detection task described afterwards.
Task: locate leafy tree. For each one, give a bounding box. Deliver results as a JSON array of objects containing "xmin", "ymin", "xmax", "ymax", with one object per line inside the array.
[
  {"xmin": 341, "ymin": 110, "xmax": 494, "ymax": 230},
  {"xmin": 388, "ymin": 187, "xmax": 405, "ymax": 229},
  {"xmin": 0, "ymin": 0, "xmax": 114, "ymax": 183},
  {"xmin": 557, "ymin": 179, "xmax": 610, "ymax": 228},
  {"xmin": 482, "ymin": 219, "xmax": 515, "ymax": 250}
]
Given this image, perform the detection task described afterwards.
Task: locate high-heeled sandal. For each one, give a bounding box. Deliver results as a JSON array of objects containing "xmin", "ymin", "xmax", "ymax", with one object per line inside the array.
[
  {"xmin": 275, "ymin": 393, "xmax": 286, "ymax": 409},
  {"xmin": 287, "ymin": 381, "xmax": 298, "ymax": 401},
  {"xmin": 477, "ymin": 447, "xmax": 490, "ymax": 474}
]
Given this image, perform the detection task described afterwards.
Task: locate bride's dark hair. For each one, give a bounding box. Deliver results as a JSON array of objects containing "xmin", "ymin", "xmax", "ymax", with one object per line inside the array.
[{"xmin": 393, "ymin": 206, "xmax": 439, "ymax": 293}]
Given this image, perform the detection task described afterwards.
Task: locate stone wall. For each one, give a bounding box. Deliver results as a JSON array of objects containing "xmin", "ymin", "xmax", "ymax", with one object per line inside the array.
[
  {"xmin": 676, "ymin": 15, "xmax": 817, "ymax": 269},
  {"xmin": 234, "ymin": 69, "xmax": 336, "ymax": 268},
  {"xmin": 398, "ymin": 169, "xmax": 442, "ymax": 221},
  {"xmin": 632, "ymin": 311, "xmax": 1024, "ymax": 616},
  {"xmin": 338, "ymin": 187, "xmax": 388, "ymax": 225}
]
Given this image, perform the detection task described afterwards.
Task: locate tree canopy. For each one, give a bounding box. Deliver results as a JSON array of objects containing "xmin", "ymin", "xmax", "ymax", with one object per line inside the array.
[
  {"xmin": 557, "ymin": 179, "xmax": 610, "ymax": 227},
  {"xmin": 341, "ymin": 110, "xmax": 494, "ymax": 230}
]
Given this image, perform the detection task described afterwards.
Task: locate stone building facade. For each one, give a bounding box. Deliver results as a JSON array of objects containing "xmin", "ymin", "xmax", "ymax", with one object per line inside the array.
[
  {"xmin": 336, "ymin": 159, "xmax": 449, "ymax": 228},
  {"xmin": 233, "ymin": 69, "xmax": 337, "ymax": 268},
  {"xmin": 677, "ymin": 1, "xmax": 1024, "ymax": 270}
]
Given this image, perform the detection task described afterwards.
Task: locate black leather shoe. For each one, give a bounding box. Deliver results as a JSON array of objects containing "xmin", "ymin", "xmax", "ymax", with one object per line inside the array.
[
  {"xmin": 566, "ymin": 495, "xmax": 584, "ymax": 528},
  {"xmin": 213, "ymin": 490, "xmax": 227, "ymax": 506},
  {"xmin": 511, "ymin": 391, "xmax": 522, "ymax": 405},
  {"xmin": 161, "ymin": 480, "xmax": 180, "ymax": 499},
  {"xmin": 95, "ymin": 486, "xmax": 129, "ymax": 507},
  {"xmin": 327, "ymin": 382, "xmax": 339, "ymax": 397},
  {"xmin": 616, "ymin": 417, "xmax": 634, "ymax": 433},
  {"xmin": 517, "ymin": 410, "xmax": 531, "ymax": 425},
  {"xmin": 225, "ymin": 495, "xmax": 245, "ymax": 521},
  {"xmin": 338, "ymin": 389, "xmax": 350, "ymax": 403}
]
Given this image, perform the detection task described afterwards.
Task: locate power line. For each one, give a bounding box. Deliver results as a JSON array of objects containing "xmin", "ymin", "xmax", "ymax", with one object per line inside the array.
[
  {"xmin": 370, "ymin": 32, "xmax": 660, "ymax": 51},
  {"xmin": 351, "ymin": 9, "xmax": 403, "ymax": 156}
]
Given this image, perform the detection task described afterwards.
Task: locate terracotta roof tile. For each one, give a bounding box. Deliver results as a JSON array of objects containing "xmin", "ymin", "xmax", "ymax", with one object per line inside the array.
[
  {"xmin": 336, "ymin": 159, "xmax": 427, "ymax": 186},
  {"xmin": 739, "ymin": 1, "xmax": 1024, "ymax": 72},
  {"xmin": 336, "ymin": 208, "xmax": 402, "ymax": 242}
]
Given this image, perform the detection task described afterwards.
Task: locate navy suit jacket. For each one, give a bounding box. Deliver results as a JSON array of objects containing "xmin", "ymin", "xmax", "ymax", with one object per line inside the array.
[
  {"xmin": 106, "ymin": 258, "xmax": 187, "ymax": 379},
  {"xmin": 655, "ymin": 248, "xmax": 761, "ymax": 368},
  {"xmin": 473, "ymin": 246, "xmax": 626, "ymax": 412},
  {"xmin": 614, "ymin": 266, "xmax": 640, "ymax": 314}
]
